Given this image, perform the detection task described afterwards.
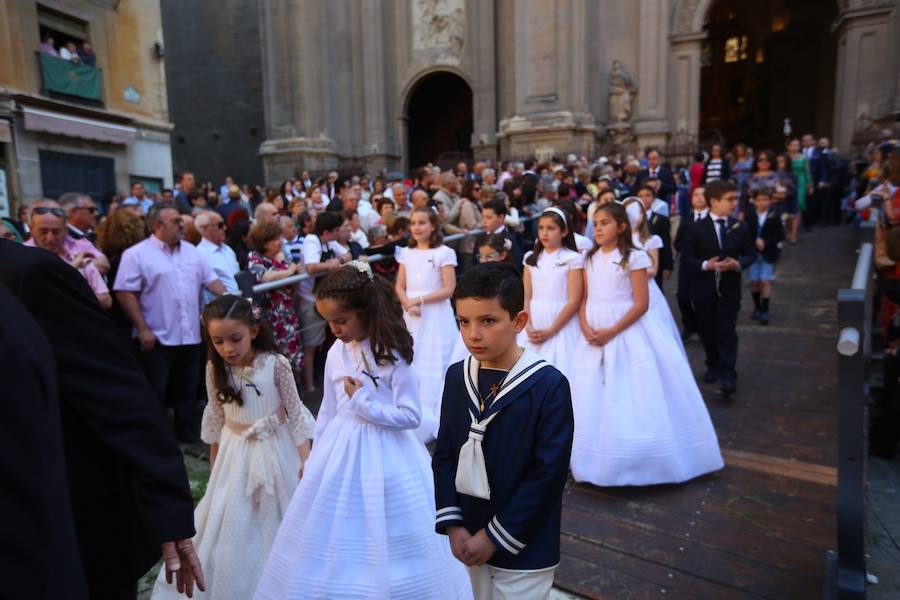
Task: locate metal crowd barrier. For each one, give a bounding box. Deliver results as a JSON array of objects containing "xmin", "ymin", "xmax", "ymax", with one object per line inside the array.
[{"xmin": 826, "ymin": 218, "xmax": 875, "ymax": 600}]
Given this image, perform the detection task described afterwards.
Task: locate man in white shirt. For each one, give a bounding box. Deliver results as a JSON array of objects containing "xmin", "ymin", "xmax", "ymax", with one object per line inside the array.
[
  {"xmin": 122, "ymin": 182, "xmax": 155, "ymax": 215},
  {"xmin": 298, "ymin": 211, "xmax": 348, "ymax": 391},
  {"xmin": 195, "ymin": 211, "xmax": 240, "ymax": 304}
]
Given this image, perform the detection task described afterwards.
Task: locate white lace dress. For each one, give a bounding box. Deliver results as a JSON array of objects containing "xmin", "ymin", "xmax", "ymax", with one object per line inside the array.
[{"xmin": 151, "ymin": 352, "xmax": 316, "ymax": 600}]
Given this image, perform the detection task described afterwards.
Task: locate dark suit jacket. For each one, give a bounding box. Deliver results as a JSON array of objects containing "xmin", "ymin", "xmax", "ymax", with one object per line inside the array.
[
  {"xmin": 647, "ymin": 211, "xmax": 673, "ymax": 275},
  {"xmin": 634, "ymin": 166, "xmax": 676, "ymax": 199},
  {"xmin": 521, "ymin": 172, "xmax": 541, "ymax": 205},
  {"xmin": 0, "ymin": 240, "xmax": 195, "ymax": 597},
  {"xmin": 0, "ymin": 285, "xmax": 88, "ymax": 600},
  {"xmin": 681, "ymin": 215, "xmax": 755, "ymax": 302},
  {"xmin": 745, "ymin": 208, "xmax": 786, "ymax": 264}
]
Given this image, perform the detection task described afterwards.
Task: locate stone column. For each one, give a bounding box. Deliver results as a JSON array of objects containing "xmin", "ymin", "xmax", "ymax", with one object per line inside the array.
[
  {"xmin": 258, "ymin": 0, "xmax": 337, "ymax": 180},
  {"xmin": 667, "ymin": 33, "xmax": 704, "ymax": 138},
  {"xmin": 360, "ymin": 1, "xmax": 398, "ymax": 171},
  {"xmin": 633, "ymin": 0, "xmax": 670, "ymax": 150},
  {"xmin": 498, "ymin": 0, "xmax": 596, "ymax": 159},
  {"xmin": 831, "ymin": 2, "xmax": 896, "ymax": 151},
  {"xmin": 469, "ymin": 0, "xmax": 498, "ymax": 162}
]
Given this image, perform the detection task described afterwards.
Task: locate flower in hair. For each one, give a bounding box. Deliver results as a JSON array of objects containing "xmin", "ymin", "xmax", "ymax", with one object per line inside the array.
[{"xmin": 348, "ymin": 260, "xmax": 374, "ymax": 281}]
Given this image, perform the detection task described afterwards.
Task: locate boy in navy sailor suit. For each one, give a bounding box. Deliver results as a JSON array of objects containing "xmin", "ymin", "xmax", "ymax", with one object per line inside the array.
[
  {"xmin": 433, "ymin": 263, "xmax": 574, "ymax": 600},
  {"xmin": 681, "ymin": 180, "xmax": 755, "ymax": 396}
]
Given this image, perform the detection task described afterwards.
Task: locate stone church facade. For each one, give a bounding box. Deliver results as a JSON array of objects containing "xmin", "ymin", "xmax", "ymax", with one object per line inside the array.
[{"xmin": 165, "ymin": 0, "xmax": 900, "ymax": 183}]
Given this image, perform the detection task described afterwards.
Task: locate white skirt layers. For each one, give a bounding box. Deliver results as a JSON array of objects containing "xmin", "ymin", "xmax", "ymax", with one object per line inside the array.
[{"xmin": 255, "ymin": 340, "xmax": 471, "ymax": 599}]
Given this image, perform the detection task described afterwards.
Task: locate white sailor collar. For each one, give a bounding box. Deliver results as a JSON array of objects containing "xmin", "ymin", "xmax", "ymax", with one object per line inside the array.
[{"xmin": 463, "ymin": 349, "xmax": 552, "ymax": 418}]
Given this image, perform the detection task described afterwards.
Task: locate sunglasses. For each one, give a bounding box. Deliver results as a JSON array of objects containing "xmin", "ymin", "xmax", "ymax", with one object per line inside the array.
[
  {"xmin": 75, "ymin": 205, "xmax": 97, "ymax": 213},
  {"xmin": 32, "ymin": 207, "xmax": 67, "ymax": 218}
]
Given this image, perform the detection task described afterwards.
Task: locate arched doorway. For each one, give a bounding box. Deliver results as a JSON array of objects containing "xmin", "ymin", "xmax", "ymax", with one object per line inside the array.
[
  {"xmin": 699, "ymin": 0, "xmax": 838, "ymax": 148},
  {"xmin": 405, "ymin": 72, "xmax": 473, "ymax": 171}
]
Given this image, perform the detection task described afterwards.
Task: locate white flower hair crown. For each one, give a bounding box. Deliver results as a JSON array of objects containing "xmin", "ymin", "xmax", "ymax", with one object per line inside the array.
[{"xmin": 348, "ymin": 260, "xmax": 374, "ymax": 281}]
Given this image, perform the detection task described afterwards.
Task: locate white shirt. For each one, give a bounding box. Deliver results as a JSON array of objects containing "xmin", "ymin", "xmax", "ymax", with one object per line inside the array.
[
  {"xmin": 197, "ymin": 238, "xmax": 240, "ymax": 303},
  {"xmin": 60, "ymin": 47, "xmax": 78, "ymax": 61},
  {"xmin": 299, "ymin": 234, "xmax": 349, "ymax": 302},
  {"xmin": 755, "ymin": 210, "xmax": 769, "ymax": 237},
  {"xmin": 692, "ymin": 209, "xmax": 710, "ymax": 222}
]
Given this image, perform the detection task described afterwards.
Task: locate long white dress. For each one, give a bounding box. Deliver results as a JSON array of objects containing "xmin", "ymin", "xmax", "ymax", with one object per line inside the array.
[
  {"xmin": 152, "ymin": 352, "xmax": 316, "ymax": 600},
  {"xmin": 398, "ymin": 244, "xmax": 459, "ymax": 443},
  {"xmin": 569, "ymin": 247, "xmax": 724, "ymax": 486},
  {"xmin": 633, "ymin": 233, "xmax": 687, "ymax": 355},
  {"xmin": 518, "ymin": 247, "xmax": 584, "ymax": 381},
  {"xmin": 255, "ymin": 339, "xmax": 472, "ymax": 600}
]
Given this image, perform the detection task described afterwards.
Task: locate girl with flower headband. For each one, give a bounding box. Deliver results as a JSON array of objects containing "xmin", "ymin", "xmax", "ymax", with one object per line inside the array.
[
  {"xmin": 395, "ymin": 206, "xmax": 459, "ymax": 443},
  {"xmin": 256, "ymin": 262, "xmax": 472, "ymax": 599},
  {"xmin": 152, "ymin": 294, "xmax": 315, "ymax": 600},
  {"xmin": 518, "ymin": 206, "xmax": 584, "ymax": 381}
]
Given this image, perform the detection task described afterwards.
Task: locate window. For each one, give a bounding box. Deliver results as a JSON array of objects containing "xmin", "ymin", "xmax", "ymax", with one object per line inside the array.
[
  {"xmin": 37, "ymin": 5, "xmax": 88, "ymax": 51},
  {"xmin": 724, "ymin": 37, "xmax": 740, "ymax": 63}
]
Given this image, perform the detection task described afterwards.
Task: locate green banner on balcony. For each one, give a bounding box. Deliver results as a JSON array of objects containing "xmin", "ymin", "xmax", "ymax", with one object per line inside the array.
[{"xmin": 40, "ymin": 54, "xmax": 101, "ymax": 101}]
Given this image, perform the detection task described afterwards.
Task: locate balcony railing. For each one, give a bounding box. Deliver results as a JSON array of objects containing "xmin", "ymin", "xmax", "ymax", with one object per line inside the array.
[{"xmin": 36, "ymin": 52, "xmax": 103, "ymax": 106}]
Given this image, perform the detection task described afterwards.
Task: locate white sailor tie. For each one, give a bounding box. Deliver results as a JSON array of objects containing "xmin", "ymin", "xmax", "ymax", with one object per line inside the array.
[{"xmin": 455, "ymin": 410, "xmax": 502, "ymax": 499}]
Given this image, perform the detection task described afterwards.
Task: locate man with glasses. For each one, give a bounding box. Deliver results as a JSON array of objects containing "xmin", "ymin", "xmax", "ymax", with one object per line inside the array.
[
  {"xmin": 114, "ymin": 203, "xmax": 226, "ymax": 444},
  {"xmin": 195, "ymin": 210, "xmax": 240, "ymax": 303},
  {"xmin": 59, "ymin": 192, "xmax": 110, "ymax": 275},
  {"xmin": 25, "ymin": 199, "xmax": 112, "ymax": 309}
]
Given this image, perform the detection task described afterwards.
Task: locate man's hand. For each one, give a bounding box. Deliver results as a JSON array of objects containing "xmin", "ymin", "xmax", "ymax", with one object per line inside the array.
[
  {"xmin": 447, "ymin": 526, "xmax": 472, "ymax": 565},
  {"xmin": 705, "ymin": 257, "xmax": 721, "ymax": 271},
  {"xmin": 755, "ymin": 238, "xmax": 765, "ymax": 252},
  {"xmin": 70, "ymin": 252, "xmax": 94, "ymax": 269},
  {"xmin": 161, "ymin": 539, "xmax": 206, "ymax": 598},
  {"xmin": 138, "ymin": 327, "xmax": 157, "ymax": 352},
  {"xmin": 461, "ymin": 529, "xmax": 496, "ymax": 566},
  {"xmin": 719, "ymin": 257, "xmax": 741, "ymax": 272}
]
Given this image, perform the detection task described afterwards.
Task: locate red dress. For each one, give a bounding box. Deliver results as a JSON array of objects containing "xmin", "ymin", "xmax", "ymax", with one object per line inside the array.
[{"xmin": 248, "ymin": 252, "xmax": 303, "ymax": 369}]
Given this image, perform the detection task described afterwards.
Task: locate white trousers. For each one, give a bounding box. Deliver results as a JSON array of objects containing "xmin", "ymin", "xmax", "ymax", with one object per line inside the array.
[{"xmin": 468, "ymin": 565, "xmax": 554, "ymax": 600}]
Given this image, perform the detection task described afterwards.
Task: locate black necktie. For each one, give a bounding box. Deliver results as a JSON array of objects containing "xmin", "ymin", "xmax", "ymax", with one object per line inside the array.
[
  {"xmin": 715, "ymin": 218, "xmax": 726, "ymax": 248},
  {"xmin": 694, "ymin": 213, "xmax": 702, "ymax": 223}
]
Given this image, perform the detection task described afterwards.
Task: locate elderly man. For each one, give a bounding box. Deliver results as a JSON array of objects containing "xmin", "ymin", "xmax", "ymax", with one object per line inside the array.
[
  {"xmin": 122, "ymin": 182, "xmax": 154, "ymax": 215},
  {"xmin": 392, "ymin": 183, "xmax": 412, "ymax": 217},
  {"xmin": 254, "ymin": 201, "xmax": 280, "ymax": 225},
  {"xmin": 114, "ymin": 203, "xmax": 226, "ymax": 443},
  {"xmin": 195, "ymin": 210, "xmax": 240, "ymax": 303},
  {"xmin": 26, "ymin": 199, "xmax": 112, "ymax": 309},
  {"xmin": 432, "ymin": 171, "xmax": 461, "ymax": 223},
  {"xmin": 59, "ymin": 192, "xmax": 103, "ymax": 251}
]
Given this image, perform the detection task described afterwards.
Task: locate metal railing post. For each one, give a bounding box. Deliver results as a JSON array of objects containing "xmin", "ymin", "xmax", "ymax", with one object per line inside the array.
[{"xmin": 829, "ymin": 221, "xmax": 875, "ymax": 600}]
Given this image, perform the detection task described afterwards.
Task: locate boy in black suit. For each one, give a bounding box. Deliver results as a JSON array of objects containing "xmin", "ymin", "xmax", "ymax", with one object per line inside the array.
[
  {"xmin": 478, "ymin": 198, "xmax": 522, "ymax": 268},
  {"xmin": 636, "ymin": 184, "xmax": 673, "ymax": 288},
  {"xmin": 674, "ymin": 185, "xmax": 710, "ymax": 340},
  {"xmin": 745, "ymin": 188, "xmax": 785, "ymax": 325},
  {"xmin": 681, "ymin": 181, "xmax": 756, "ymax": 395}
]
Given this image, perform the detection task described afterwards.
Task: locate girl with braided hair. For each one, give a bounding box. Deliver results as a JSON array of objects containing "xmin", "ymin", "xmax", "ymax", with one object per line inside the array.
[
  {"xmin": 256, "ymin": 262, "xmax": 472, "ymax": 600},
  {"xmin": 152, "ymin": 295, "xmax": 315, "ymax": 600}
]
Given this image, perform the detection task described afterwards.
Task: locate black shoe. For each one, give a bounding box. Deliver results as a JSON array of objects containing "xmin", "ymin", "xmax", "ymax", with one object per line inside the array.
[
  {"xmin": 758, "ymin": 312, "xmax": 769, "ymax": 325},
  {"xmin": 719, "ymin": 378, "xmax": 737, "ymax": 395},
  {"xmin": 703, "ymin": 368, "xmax": 720, "ymax": 384},
  {"xmin": 750, "ymin": 309, "xmax": 761, "ymax": 321},
  {"xmin": 681, "ymin": 329, "xmax": 696, "ymax": 341}
]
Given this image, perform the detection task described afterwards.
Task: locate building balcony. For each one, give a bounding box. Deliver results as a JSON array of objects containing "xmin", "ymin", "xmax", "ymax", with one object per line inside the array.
[{"xmin": 37, "ymin": 52, "xmax": 103, "ymax": 107}]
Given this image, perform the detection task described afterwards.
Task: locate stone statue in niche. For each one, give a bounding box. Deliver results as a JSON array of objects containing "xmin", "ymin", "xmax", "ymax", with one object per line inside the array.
[
  {"xmin": 413, "ymin": 0, "xmax": 465, "ymax": 56},
  {"xmin": 608, "ymin": 60, "xmax": 638, "ymax": 124}
]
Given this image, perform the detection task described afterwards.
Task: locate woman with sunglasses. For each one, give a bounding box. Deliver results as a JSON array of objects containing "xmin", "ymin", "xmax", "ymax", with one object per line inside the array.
[{"xmin": 741, "ymin": 150, "xmax": 781, "ymax": 217}]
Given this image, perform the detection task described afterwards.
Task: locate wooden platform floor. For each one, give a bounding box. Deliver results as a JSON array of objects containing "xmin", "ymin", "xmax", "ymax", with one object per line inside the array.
[{"xmin": 555, "ymin": 225, "xmax": 859, "ymax": 600}]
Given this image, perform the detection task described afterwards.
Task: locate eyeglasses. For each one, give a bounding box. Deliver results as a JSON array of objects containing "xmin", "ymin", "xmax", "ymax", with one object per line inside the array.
[
  {"xmin": 480, "ymin": 252, "xmax": 501, "ymax": 261},
  {"xmin": 32, "ymin": 207, "xmax": 67, "ymax": 218}
]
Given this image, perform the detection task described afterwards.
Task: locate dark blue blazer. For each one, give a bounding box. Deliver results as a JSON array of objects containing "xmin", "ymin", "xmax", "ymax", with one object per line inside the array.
[{"xmin": 433, "ymin": 354, "xmax": 574, "ymax": 570}]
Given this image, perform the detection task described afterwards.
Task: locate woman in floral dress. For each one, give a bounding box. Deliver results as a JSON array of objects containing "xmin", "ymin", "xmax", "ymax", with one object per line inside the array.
[{"xmin": 248, "ymin": 222, "xmax": 304, "ymax": 369}]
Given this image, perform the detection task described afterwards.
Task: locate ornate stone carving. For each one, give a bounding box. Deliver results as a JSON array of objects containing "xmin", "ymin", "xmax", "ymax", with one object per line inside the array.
[
  {"xmin": 412, "ymin": 0, "xmax": 465, "ymax": 56},
  {"xmin": 608, "ymin": 60, "xmax": 638, "ymax": 124},
  {"xmin": 675, "ymin": 0, "xmax": 702, "ymax": 35}
]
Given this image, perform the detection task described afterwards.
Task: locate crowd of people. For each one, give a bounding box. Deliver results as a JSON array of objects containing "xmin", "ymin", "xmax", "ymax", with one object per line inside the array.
[
  {"xmin": 2, "ymin": 129, "xmax": 898, "ymax": 599},
  {"xmin": 39, "ymin": 34, "xmax": 97, "ymax": 66}
]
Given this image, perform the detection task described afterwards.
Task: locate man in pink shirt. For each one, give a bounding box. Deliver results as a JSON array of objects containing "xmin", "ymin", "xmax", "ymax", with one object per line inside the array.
[
  {"xmin": 25, "ymin": 199, "xmax": 112, "ymax": 309},
  {"xmin": 114, "ymin": 203, "xmax": 226, "ymax": 443}
]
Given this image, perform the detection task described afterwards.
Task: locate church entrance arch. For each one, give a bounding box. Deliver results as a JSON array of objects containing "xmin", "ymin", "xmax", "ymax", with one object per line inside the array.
[{"xmin": 404, "ymin": 71, "xmax": 473, "ymax": 172}]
